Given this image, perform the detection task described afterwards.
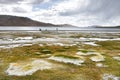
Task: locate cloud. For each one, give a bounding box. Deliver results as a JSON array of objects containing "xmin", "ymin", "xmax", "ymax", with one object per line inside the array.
[
  {"xmin": 0, "ymin": 0, "xmax": 120, "ymax": 26},
  {"xmin": 0, "ymin": 4, "xmax": 32, "ymax": 14},
  {"xmin": 19, "ymin": 0, "xmax": 49, "ymax": 5},
  {"xmin": 46, "ymin": 0, "xmax": 120, "ymax": 26},
  {"xmin": 0, "ymin": 0, "xmax": 48, "ymax": 4},
  {"xmin": 0, "ymin": 0, "xmax": 23, "ymax": 4},
  {"xmin": 52, "ymin": 0, "xmax": 89, "ymax": 16}
]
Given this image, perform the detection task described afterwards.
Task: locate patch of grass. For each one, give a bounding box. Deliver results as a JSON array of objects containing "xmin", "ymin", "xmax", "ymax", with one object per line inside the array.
[
  {"xmin": 54, "ymin": 54, "xmax": 80, "ymax": 59},
  {"xmin": 96, "ymin": 41, "xmax": 120, "ymax": 50},
  {"xmin": 57, "ymin": 49, "xmax": 66, "ymax": 52},
  {"xmin": 34, "ymin": 52, "xmax": 41, "ymax": 55},
  {"xmin": 78, "ymin": 49, "xmax": 89, "ymax": 53},
  {"xmin": 69, "ymin": 34, "xmax": 82, "ymax": 38},
  {"xmin": 22, "ymin": 64, "xmax": 33, "ymax": 71},
  {"xmin": 41, "ymin": 49, "xmax": 52, "ymax": 54},
  {"xmin": 102, "ymin": 55, "xmax": 120, "ymax": 76},
  {"xmin": 64, "ymin": 46, "xmax": 70, "ymax": 49}
]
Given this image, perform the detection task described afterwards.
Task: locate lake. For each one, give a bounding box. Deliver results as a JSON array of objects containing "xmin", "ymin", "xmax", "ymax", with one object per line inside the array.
[{"xmin": 0, "ymin": 26, "xmax": 120, "ymax": 32}]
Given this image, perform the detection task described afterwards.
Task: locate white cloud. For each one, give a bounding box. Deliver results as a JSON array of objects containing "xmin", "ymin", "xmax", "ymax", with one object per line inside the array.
[
  {"xmin": 19, "ymin": 0, "xmax": 49, "ymax": 4},
  {"xmin": 0, "ymin": 0, "xmax": 120, "ymax": 26},
  {"xmin": 51, "ymin": 0, "xmax": 89, "ymax": 15}
]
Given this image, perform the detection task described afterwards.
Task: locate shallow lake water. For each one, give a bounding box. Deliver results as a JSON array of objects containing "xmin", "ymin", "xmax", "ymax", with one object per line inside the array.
[{"xmin": 0, "ymin": 26, "xmax": 120, "ymax": 32}]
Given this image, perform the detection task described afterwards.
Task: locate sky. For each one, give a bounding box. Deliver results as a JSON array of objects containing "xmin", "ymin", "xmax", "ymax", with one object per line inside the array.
[{"xmin": 0, "ymin": 0, "xmax": 120, "ymax": 27}]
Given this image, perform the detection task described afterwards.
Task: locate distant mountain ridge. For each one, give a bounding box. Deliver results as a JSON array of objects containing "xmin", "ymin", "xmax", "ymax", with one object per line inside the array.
[
  {"xmin": 91, "ymin": 25, "xmax": 120, "ymax": 28},
  {"xmin": 0, "ymin": 15, "xmax": 74, "ymax": 27}
]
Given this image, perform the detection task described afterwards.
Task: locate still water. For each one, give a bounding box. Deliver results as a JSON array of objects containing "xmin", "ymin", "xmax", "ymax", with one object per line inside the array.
[{"xmin": 0, "ymin": 26, "xmax": 120, "ymax": 32}]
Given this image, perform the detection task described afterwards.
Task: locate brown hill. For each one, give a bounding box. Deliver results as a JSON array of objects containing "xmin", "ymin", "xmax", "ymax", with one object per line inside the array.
[{"xmin": 0, "ymin": 15, "xmax": 61, "ymax": 26}]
